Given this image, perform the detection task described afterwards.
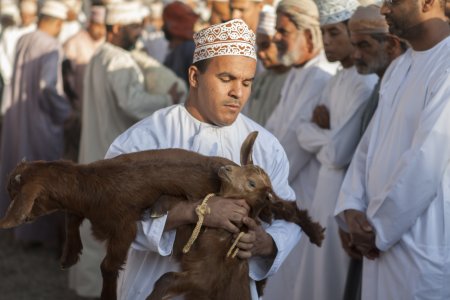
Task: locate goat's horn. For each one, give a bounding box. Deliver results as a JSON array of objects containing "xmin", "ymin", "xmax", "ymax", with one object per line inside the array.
[
  {"xmin": 21, "ymin": 157, "xmax": 27, "ymax": 162},
  {"xmin": 15, "ymin": 174, "xmax": 21, "ymax": 183}
]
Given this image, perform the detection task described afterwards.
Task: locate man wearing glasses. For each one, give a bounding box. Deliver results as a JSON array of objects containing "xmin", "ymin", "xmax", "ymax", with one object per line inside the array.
[{"xmin": 335, "ymin": 1, "xmax": 450, "ymax": 299}]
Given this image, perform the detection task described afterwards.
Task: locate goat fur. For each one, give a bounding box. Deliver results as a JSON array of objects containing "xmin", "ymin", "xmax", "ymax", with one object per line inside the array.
[{"xmin": 0, "ymin": 132, "xmax": 325, "ymax": 300}]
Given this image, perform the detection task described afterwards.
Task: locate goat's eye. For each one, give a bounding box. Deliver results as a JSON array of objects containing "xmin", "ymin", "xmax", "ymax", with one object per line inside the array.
[{"xmin": 248, "ymin": 180, "xmax": 256, "ymax": 188}]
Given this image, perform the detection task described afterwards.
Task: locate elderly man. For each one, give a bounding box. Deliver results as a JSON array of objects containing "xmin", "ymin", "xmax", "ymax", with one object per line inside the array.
[
  {"xmin": 69, "ymin": 2, "xmax": 181, "ymax": 298},
  {"xmin": 0, "ymin": 0, "xmax": 37, "ymax": 115},
  {"xmin": 335, "ymin": 0, "xmax": 450, "ymax": 299},
  {"xmin": 0, "ymin": 0, "xmax": 71, "ymax": 246},
  {"xmin": 261, "ymin": 0, "xmax": 337, "ymax": 299},
  {"xmin": 340, "ymin": 5, "xmax": 407, "ymax": 300},
  {"xmin": 104, "ymin": 19, "xmax": 300, "ymax": 300},
  {"xmin": 292, "ymin": 1, "xmax": 378, "ymax": 299},
  {"xmin": 243, "ymin": 6, "xmax": 291, "ymax": 126}
]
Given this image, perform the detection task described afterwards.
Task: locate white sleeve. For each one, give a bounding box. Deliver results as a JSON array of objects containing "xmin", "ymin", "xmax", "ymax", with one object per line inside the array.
[
  {"xmin": 367, "ymin": 72, "xmax": 450, "ymax": 251},
  {"xmin": 317, "ymin": 81, "xmax": 374, "ymax": 169},
  {"xmin": 334, "ymin": 116, "xmax": 374, "ymax": 231}
]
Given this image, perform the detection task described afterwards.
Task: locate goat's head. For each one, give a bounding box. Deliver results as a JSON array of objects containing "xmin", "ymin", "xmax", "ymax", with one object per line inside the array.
[
  {"xmin": 0, "ymin": 161, "xmax": 61, "ymax": 229},
  {"xmin": 218, "ymin": 164, "xmax": 276, "ymax": 220}
]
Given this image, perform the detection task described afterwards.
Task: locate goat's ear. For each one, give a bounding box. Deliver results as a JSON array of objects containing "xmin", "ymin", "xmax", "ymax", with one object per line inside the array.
[
  {"xmin": 240, "ymin": 131, "xmax": 258, "ymax": 166},
  {"xmin": 0, "ymin": 184, "xmax": 41, "ymax": 229}
]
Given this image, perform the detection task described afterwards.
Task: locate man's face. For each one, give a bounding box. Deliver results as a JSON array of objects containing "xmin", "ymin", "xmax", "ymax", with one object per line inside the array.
[
  {"xmin": 210, "ymin": 1, "xmax": 230, "ymax": 25},
  {"xmin": 256, "ymin": 33, "xmax": 281, "ymax": 68},
  {"xmin": 351, "ymin": 33, "xmax": 390, "ymax": 75},
  {"xmin": 380, "ymin": 0, "xmax": 421, "ymax": 38},
  {"xmin": 190, "ymin": 56, "xmax": 256, "ymax": 126},
  {"xmin": 120, "ymin": 23, "xmax": 142, "ymax": 50},
  {"xmin": 230, "ymin": 0, "xmax": 262, "ymax": 32},
  {"xmin": 88, "ymin": 22, "xmax": 106, "ymax": 41},
  {"xmin": 445, "ymin": 1, "xmax": 450, "ymax": 21},
  {"xmin": 321, "ymin": 22, "xmax": 353, "ymax": 63},
  {"xmin": 20, "ymin": 12, "xmax": 35, "ymax": 27},
  {"xmin": 273, "ymin": 13, "xmax": 308, "ymax": 66}
]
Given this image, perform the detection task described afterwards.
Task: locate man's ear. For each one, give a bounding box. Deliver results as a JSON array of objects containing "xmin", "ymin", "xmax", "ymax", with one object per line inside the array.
[
  {"xmin": 304, "ymin": 28, "xmax": 314, "ymax": 53},
  {"xmin": 188, "ymin": 65, "xmax": 200, "ymax": 88},
  {"xmin": 112, "ymin": 24, "xmax": 121, "ymax": 34}
]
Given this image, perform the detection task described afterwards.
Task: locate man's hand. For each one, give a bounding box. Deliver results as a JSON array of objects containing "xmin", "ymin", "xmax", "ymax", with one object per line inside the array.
[
  {"xmin": 338, "ymin": 228, "xmax": 362, "ymax": 260},
  {"xmin": 233, "ymin": 217, "xmax": 277, "ymax": 259},
  {"xmin": 344, "ymin": 209, "xmax": 380, "ymax": 259},
  {"xmin": 203, "ymin": 196, "xmax": 250, "ymax": 233},
  {"xmin": 311, "ymin": 105, "xmax": 330, "ymax": 129}
]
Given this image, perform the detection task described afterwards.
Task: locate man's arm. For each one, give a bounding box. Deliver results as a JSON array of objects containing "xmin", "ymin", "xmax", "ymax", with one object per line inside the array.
[{"xmin": 366, "ymin": 75, "xmax": 450, "ymax": 251}]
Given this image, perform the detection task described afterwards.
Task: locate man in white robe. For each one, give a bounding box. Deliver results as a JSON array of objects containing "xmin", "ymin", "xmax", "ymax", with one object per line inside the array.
[
  {"xmin": 292, "ymin": 1, "xmax": 377, "ymax": 299},
  {"xmin": 262, "ymin": 1, "xmax": 337, "ymax": 299},
  {"xmin": 0, "ymin": 0, "xmax": 37, "ymax": 115},
  {"xmin": 105, "ymin": 19, "xmax": 301, "ymax": 300},
  {"xmin": 340, "ymin": 6, "xmax": 407, "ymax": 299},
  {"xmin": 62, "ymin": 5, "xmax": 105, "ymax": 161},
  {"xmin": 0, "ymin": 0, "xmax": 71, "ymax": 245},
  {"xmin": 69, "ymin": 2, "xmax": 182, "ymax": 297},
  {"xmin": 335, "ymin": 1, "xmax": 450, "ymax": 299}
]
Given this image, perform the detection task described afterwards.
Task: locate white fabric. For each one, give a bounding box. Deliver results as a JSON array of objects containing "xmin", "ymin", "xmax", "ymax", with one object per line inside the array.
[
  {"xmin": 59, "ymin": 20, "xmax": 82, "ymax": 47},
  {"xmin": 193, "ymin": 19, "xmax": 256, "ymax": 63},
  {"xmin": 315, "ymin": 0, "xmax": 359, "ymax": 25},
  {"xmin": 262, "ymin": 52, "xmax": 337, "ymax": 300},
  {"xmin": 0, "ymin": 24, "xmax": 36, "ymax": 104},
  {"xmin": 105, "ymin": 1, "xmax": 144, "ymax": 25},
  {"xmin": 257, "ymin": 6, "xmax": 276, "ymax": 37},
  {"xmin": 335, "ymin": 36, "xmax": 450, "ymax": 300},
  {"xmin": 293, "ymin": 66, "xmax": 377, "ymax": 300},
  {"xmin": 104, "ymin": 104, "xmax": 301, "ymax": 300},
  {"xmin": 40, "ymin": 0, "xmax": 68, "ymax": 20}
]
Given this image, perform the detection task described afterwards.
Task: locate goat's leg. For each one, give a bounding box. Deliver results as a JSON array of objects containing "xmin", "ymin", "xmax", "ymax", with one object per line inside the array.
[
  {"xmin": 60, "ymin": 212, "xmax": 84, "ymax": 269},
  {"xmin": 147, "ymin": 271, "xmax": 208, "ymax": 300},
  {"xmin": 271, "ymin": 201, "xmax": 325, "ymax": 246},
  {"xmin": 100, "ymin": 224, "xmax": 137, "ymax": 300}
]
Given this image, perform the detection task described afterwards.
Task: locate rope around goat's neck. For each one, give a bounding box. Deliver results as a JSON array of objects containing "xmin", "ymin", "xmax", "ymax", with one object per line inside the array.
[
  {"xmin": 182, "ymin": 193, "xmax": 215, "ymax": 254},
  {"xmin": 227, "ymin": 231, "xmax": 245, "ymax": 258}
]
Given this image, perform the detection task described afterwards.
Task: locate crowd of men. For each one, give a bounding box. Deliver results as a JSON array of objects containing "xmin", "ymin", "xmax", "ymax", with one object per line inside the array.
[{"xmin": 0, "ymin": 0, "xmax": 449, "ymax": 299}]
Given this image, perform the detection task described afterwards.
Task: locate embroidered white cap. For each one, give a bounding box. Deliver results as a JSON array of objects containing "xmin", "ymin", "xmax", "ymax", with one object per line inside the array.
[
  {"xmin": 315, "ymin": 0, "xmax": 359, "ymax": 25},
  {"xmin": 40, "ymin": 0, "xmax": 68, "ymax": 20},
  {"xmin": 192, "ymin": 18, "xmax": 256, "ymax": 63},
  {"xmin": 105, "ymin": 1, "xmax": 144, "ymax": 25}
]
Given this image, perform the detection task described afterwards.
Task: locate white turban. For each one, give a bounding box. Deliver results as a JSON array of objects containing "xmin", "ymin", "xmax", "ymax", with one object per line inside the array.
[
  {"xmin": 105, "ymin": 1, "xmax": 144, "ymax": 25},
  {"xmin": 40, "ymin": 0, "xmax": 68, "ymax": 20},
  {"xmin": 193, "ymin": 19, "xmax": 256, "ymax": 63},
  {"xmin": 257, "ymin": 5, "xmax": 276, "ymax": 37},
  {"xmin": 315, "ymin": 0, "xmax": 359, "ymax": 25},
  {"xmin": 276, "ymin": 0, "xmax": 322, "ymax": 52}
]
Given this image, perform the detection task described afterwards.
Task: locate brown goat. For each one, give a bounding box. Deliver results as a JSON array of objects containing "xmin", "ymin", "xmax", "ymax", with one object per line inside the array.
[{"xmin": 0, "ymin": 132, "xmax": 325, "ymax": 300}]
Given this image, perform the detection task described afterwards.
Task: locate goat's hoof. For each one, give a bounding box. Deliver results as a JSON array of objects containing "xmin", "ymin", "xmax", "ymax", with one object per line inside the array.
[{"xmin": 310, "ymin": 226, "xmax": 326, "ymax": 247}]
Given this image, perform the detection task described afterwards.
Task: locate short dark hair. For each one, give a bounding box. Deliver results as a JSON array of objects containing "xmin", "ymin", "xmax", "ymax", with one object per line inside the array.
[{"xmin": 191, "ymin": 58, "xmax": 212, "ymax": 73}]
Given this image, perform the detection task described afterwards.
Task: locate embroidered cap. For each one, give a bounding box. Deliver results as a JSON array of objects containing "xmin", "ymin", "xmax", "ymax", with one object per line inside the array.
[
  {"xmin": 349, "ymin": 4, "xmax": 389, "ymax": 34},
  {"xmin": 315, "ymin": 0, "xmax": 359, "ymax": 25},
  {"xmin": 192, "ymin": 19, "xmax": 256, "ymax": 63}
]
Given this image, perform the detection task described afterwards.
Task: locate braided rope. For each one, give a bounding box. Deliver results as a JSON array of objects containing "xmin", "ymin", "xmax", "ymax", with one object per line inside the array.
[
  {"xmin": 182, "ymin": 193, "xmax": 215, "ymax": 254},
  {"xmin": 227, "ymin": 231, "xmax": 245, "ymax": 258}
]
